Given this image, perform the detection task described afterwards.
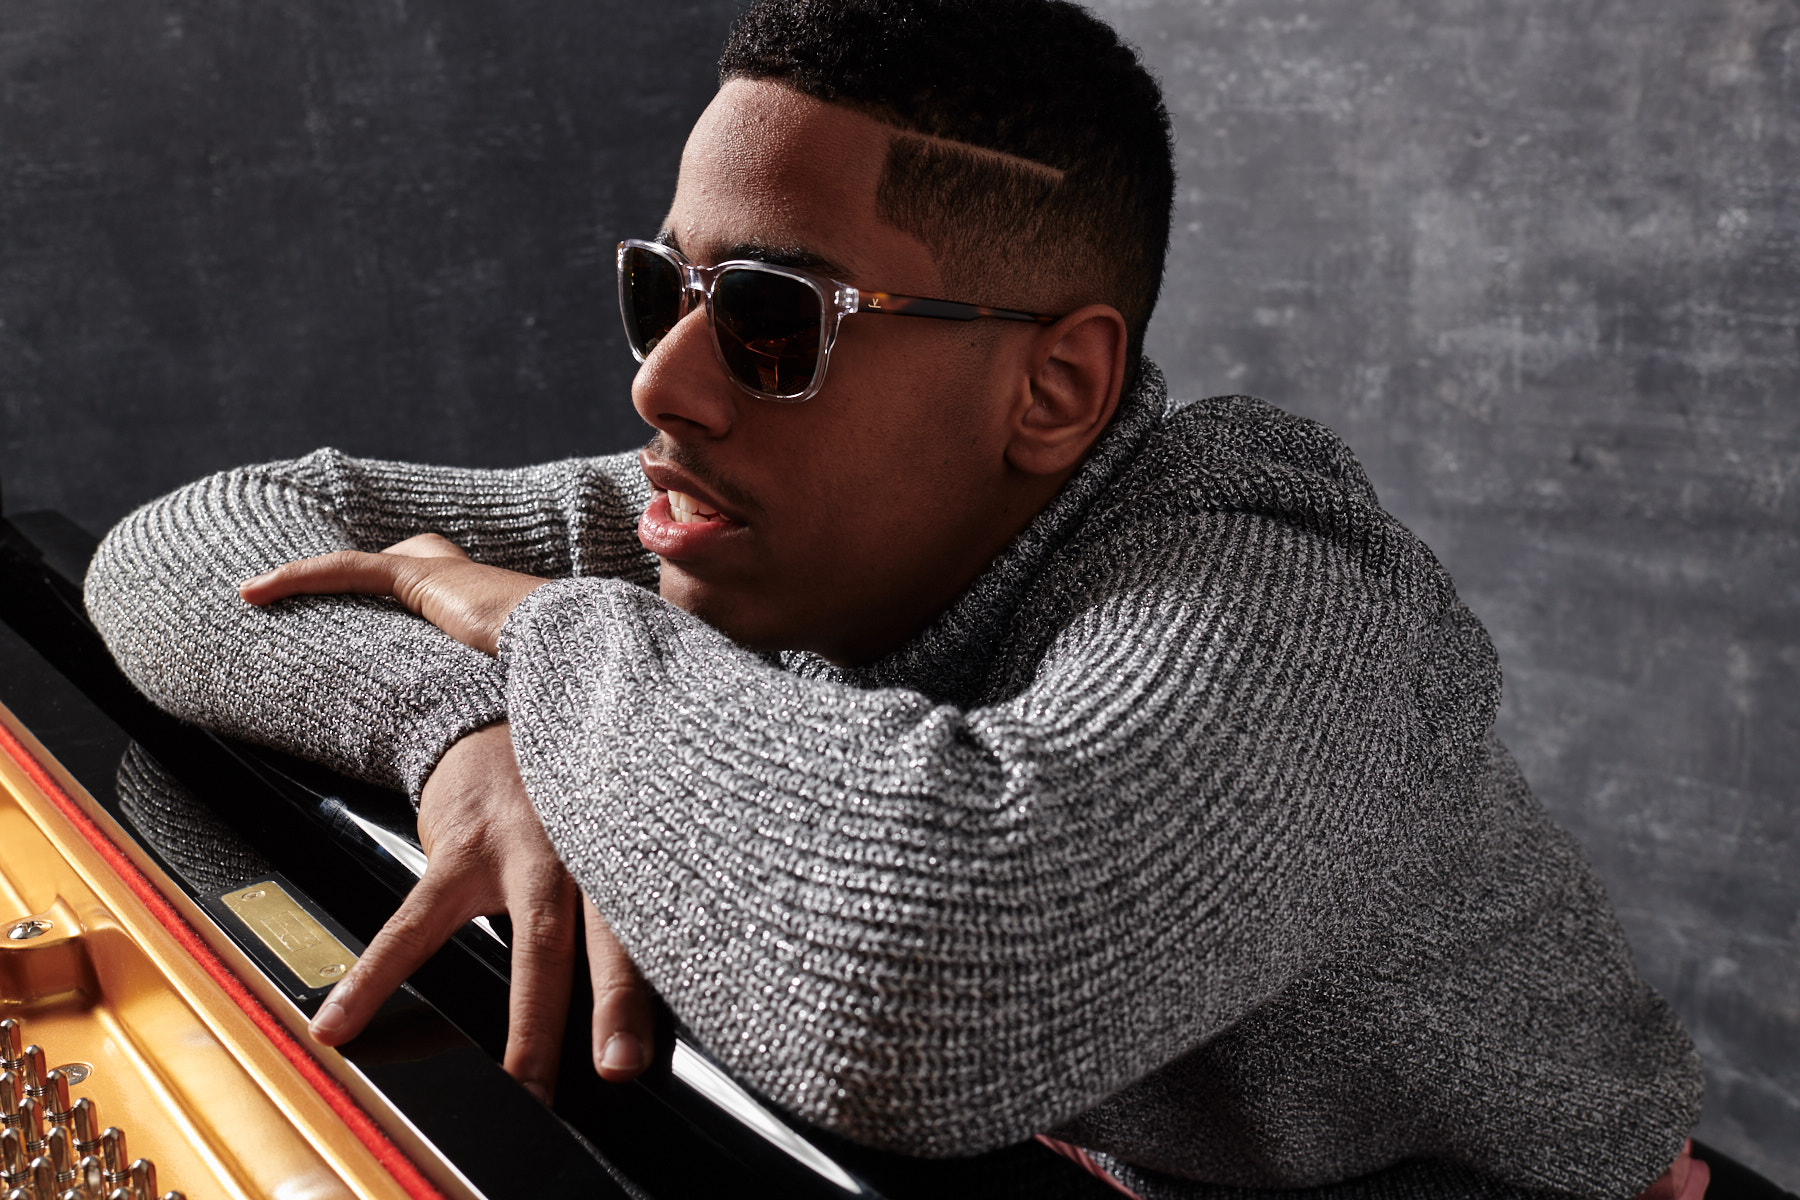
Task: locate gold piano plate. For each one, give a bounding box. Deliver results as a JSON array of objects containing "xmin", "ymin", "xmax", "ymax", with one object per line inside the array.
[
  {"xmin": 0, "ymin": 705, "xmax": 433, "ymax": 1200},
  {"xmin": 220, "ymin": 883, "xmax": 356, "ymax": 990}
]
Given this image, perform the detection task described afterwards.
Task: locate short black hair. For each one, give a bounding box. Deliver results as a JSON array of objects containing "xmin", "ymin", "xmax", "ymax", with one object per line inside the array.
[{"xmin": 718, "ymin": 0, "xmax": 1176, "ymax": 391}]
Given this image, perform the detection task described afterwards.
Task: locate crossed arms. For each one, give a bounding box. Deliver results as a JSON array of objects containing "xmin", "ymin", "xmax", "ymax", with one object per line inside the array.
[{"xmin": 84, "ymin": 441, "xmax": 1469, "ymax": 1155}]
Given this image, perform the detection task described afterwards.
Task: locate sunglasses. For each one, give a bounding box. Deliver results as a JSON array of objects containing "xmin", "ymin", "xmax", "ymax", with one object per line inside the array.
[{"xmin": 617, "ymin": 239, "xmax": 1060, "ymax": 402}]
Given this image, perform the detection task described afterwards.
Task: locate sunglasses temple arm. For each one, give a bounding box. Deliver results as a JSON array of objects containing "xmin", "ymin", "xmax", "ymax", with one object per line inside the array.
[{"xmin": 858, "ymin": 293, "xmax": 1058, "ymax": 324}]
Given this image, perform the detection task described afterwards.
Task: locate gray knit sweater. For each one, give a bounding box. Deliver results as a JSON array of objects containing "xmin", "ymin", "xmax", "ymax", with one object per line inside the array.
[{"xmin": 85, "ymin": 364, "xmax": 1702, "ymax": 1199}]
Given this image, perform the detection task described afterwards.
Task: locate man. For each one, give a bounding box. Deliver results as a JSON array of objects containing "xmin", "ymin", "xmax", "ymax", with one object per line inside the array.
[{"xmin": 84, "ymin": 1, "xmax": 1706, "ymax": 1196}]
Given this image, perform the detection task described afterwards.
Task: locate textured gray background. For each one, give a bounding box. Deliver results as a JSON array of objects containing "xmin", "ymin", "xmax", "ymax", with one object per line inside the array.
[
  {"xmin": 1093, "ymin": 0, "xmax": 1799, "ymax": 1182},
  {"xmin": 2, "ymin": 0, "xmax": 1795, "ymax": 1184}
]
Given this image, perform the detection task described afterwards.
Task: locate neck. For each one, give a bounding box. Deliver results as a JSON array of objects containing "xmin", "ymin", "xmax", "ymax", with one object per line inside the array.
[{"xmin": 812, "ymin": 466, "xmax": 1075, "ymax": 668}]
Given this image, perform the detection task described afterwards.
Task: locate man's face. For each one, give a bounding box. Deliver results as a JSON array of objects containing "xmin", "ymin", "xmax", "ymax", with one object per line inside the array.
[{"xmin": 632, "ymin": 80, "xmax": 1039, "ymax": 665}]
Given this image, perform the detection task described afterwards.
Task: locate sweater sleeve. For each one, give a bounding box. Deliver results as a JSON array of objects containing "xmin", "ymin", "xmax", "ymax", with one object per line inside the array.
[
  {"xmin": 498, "ymin": 501, "xmax": 1501, "ymax": 1157},
  {"xmin": 85, "ymin": 447, "xmax": 654, "ymax": 797}
]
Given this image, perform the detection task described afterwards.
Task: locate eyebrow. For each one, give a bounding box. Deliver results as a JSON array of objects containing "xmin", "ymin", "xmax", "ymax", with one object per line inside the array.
[{"xmin": 656, "ymin": 230, "xmax": 852, "ymax": 280}]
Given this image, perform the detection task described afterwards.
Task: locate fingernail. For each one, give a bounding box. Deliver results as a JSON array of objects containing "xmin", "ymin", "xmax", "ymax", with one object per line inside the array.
[
  {"xmin": 524, "ymin": 1080, "xmax": 550, "ymax": 1105},
  {"xmin": 600, "ymin": 1032, "xmax": 645, "ymax": 1073},
  {"xmin": 311, "ymin": 999, "xmax": 346, "ymax": 1039}
]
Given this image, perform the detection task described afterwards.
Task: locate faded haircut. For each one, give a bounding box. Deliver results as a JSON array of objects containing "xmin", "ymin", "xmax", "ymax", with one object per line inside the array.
[{"xmin": 718, "ymin": 0, "xmax": 1176, "ymax": 391}]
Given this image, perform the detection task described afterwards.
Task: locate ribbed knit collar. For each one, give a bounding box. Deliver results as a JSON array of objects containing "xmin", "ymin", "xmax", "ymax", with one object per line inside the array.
[{"xmin": 782, "ymin": 359, "xmax": 1168, "ymax": 702}]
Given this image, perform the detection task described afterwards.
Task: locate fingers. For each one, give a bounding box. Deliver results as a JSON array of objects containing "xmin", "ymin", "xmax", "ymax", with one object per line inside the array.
[
  {"xmin": 239, "ymin": 530, "xmax": 470, "ymax": 606},
  {"xmin": 239, "ymin": 549, "xmax": 415, "ymax": 606},
  {"xmin": 310, "ymin": 868, "xmax": 474, "ymax": 1049},
  {"xmin": 584, "ymin": 896, "xmax": 656, "ymax": 1082},
  {"xmin": 239, "ymin": 547, "xmax": 543, "ymax": 656},
  {"xmin": 415, "ymin": 728, "xmax": 580, "ymax": 1103},
  {"xmin": 499, "ymin": 868, "xmax": 580, "ymax": 1103},
  {"xmin": 306, "ymin": 727, "xmax": 649, "ymax": 1102}
]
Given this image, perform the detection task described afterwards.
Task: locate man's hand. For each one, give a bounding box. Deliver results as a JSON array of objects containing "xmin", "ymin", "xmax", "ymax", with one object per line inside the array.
[
  {"xmin": 251, "ymin": 534, "xmax": 657, "ymax": 1095},
  {"xmin": 306, "ymin": 721, "xmax": 658, "ymax": 1098},
  {"xmin": 238, "ymin": 531, "xmax": 545, "ymax": 655}
]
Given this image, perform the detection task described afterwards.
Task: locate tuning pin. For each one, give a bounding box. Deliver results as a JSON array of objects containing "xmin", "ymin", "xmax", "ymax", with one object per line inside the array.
[
  {"xmin": 40, "ymin": 1070, "xmax": 71, "ymax": 1127},
  {"xmin": 0, "ymin": 1022, "xmax": 22, "ymax": 1073},
  {"xmin": 128, "ymin": 1158, "xmax": 156, "ymax": 1199},
  {"xmin": 99, "ymin": 1128, "xmax": 127, "ymax": 1189},
  {"xmin": 107, "ymin": 1190, "xmax": 133, "ymax": 1200},
  {"xmin": 15, "ymin": 1099, "xmax": 43, "ymax": 1155},
  {"xmin": 19, "ymin": 1049, "xmax": 45, "ymax": 1101},
  {"xmin": 69, "ymin": 1100, "xmax": 99, "ymax": 1157},
  {"xmin": 160, "ymin": 1193, "xmax": 186, "ymax": 1200},
  {"xmin": 0, "ymin": 1129, "xmax": 21, "ymax": 1185},
  {"xmin": 0, "ymin": 1129, "xmax": 21, "ymax": 1181},
  {"xmin": 27, "ymin": 1155, "xmax": 53, "ymax": 1197},
  {"xmin": 98, "ymin": 1129, "xmax": 128, "ymax": 1194},
  {"xmin": 5, "ymin": 1187, "xmax": 28, "ymax": 1200},
  {"xmin": 77, "ymin": 1154, "xmax": 104, "ymax": 1194},
  {"xmin": 59, "ymin": 1190, "xmax": 85, "ymax": 1200},
  {"xmin": 45, "ymin": 1126, "xmax": 74, "ymax": 1188},
  {"xmin": 0, "ymin": 1074, "xmax": 19, "ymax": 1123}
]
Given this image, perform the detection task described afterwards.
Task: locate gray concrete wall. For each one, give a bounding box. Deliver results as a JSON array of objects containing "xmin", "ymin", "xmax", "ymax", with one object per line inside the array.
[
  {"xmin": 0, "ymin": 0, "xmax": 713, "ymax": 527},
  {"xmin": 2, "ymin": 0, "xmax": 1795, "ymax": 1183},
  {"xmin": 1092, "ymin": 0, "xmax": 1800, "ymax": 1182}
]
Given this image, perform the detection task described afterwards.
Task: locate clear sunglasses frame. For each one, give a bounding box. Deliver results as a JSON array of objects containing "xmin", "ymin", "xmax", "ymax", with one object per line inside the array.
[{"xmin": 617, "ymin": 238, "xmax": 1060, "ymax": 403}]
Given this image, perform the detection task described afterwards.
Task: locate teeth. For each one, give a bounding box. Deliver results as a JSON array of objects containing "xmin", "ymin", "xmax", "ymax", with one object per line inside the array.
[{"xmin": 667, "ymin": 490, "xmax": 721, "ymax": 524}]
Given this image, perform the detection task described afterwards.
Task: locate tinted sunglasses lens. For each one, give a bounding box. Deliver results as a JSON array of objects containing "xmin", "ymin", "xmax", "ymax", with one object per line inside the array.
[
  {"xmin": 712, "ymin": 266, "xmax": 823, "ymax": 398},
  {"xmin": 621, "ymin": 246, "xmax": 684, "ymax": 358}
]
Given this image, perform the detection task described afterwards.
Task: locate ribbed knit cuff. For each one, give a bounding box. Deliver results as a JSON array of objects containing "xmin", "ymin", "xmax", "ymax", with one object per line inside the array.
[
  {"xmin": 390, "ymin": 662, "xmax": 510, "ymax": 804},
  {"xmin": 496, "ymin": 574, "xmax": 638, "ymax": 670}
]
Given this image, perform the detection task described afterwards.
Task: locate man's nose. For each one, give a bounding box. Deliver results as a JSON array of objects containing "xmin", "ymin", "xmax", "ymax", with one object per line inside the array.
[{"xmin": 630, "ymin": 308, "xmax": 736, "ymax": 439}]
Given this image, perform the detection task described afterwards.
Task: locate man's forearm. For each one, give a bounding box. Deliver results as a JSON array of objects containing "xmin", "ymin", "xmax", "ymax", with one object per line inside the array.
[
  {"xmin": 85, "ymin": 447, "xmax": 653, "ymax": 795},
  {"xmin": 495, "ymin": 508, "xmax": 1486, "ymax": 1157}
]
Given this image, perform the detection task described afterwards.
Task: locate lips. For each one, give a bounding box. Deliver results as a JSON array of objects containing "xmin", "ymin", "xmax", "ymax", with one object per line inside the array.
[{"xmin": 637, "ymin": 450, "xmax": 746, "ymax": 560}]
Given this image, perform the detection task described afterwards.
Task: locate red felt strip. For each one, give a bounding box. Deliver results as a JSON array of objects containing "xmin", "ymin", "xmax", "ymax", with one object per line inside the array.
[
  {"xmin": 1035, "ymin": 1135, "xmax": 1145, "ymax": 1200},
  {"xmin": 0, "ymin": 719, "xmax": 449, "ymax": 1200}
]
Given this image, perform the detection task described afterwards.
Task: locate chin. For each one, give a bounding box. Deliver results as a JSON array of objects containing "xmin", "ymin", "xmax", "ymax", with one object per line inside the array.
[
  {"xmin": 658, "ymin": 568, "xmax": 775, "ymax": 650},
  {"xmin": 658, "ymin": 567, "xmax": 860, "ymax": 662}
]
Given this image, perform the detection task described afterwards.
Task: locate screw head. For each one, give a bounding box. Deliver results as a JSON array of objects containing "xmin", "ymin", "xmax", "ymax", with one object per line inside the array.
[{"xmin": 5, "ymin": 920, "xmax": 50, "ymax": 942}]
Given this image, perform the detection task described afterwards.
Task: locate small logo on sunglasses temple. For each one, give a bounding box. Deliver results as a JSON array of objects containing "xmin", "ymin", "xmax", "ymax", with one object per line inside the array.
[{"xmin": 866, "ymin": 295, "xmax": 883, "ymax": 309}]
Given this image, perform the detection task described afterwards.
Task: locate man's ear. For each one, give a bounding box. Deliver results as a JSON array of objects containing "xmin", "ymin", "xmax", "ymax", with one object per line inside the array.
[{"xmin": 1005, "ymin": 304, "xmax": 1128, "ymax": 477}]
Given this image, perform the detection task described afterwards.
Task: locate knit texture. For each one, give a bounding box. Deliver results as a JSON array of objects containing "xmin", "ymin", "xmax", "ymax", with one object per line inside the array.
[
  {"xmin": 85, "ymin": 447, "xmax": 655, "ymax": 797},
  {"xmin": 115, "ymin": 741, "xmax": 272, "ymax": 894},
  {"xmin": 86, "ymin": 363, "xmax": 1701, "ymax": 1199}
]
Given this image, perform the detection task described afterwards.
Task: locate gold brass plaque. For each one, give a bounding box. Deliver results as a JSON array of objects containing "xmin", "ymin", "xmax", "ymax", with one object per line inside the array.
[{"xmin": 221, "ymin": 881, "xmax": 357, "ymax": 988}]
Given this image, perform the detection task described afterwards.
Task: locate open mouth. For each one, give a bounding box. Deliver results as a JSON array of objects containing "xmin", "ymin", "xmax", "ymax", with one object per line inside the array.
[{"xmin": 666, "ymin": 489, "xmax": 725, "ymax": 524}]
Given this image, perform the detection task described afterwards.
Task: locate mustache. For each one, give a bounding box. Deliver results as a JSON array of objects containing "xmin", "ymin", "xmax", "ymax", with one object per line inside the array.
[{"xmin": 642, "ymin": 434, "xmax": 763, "ymax": 518}]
